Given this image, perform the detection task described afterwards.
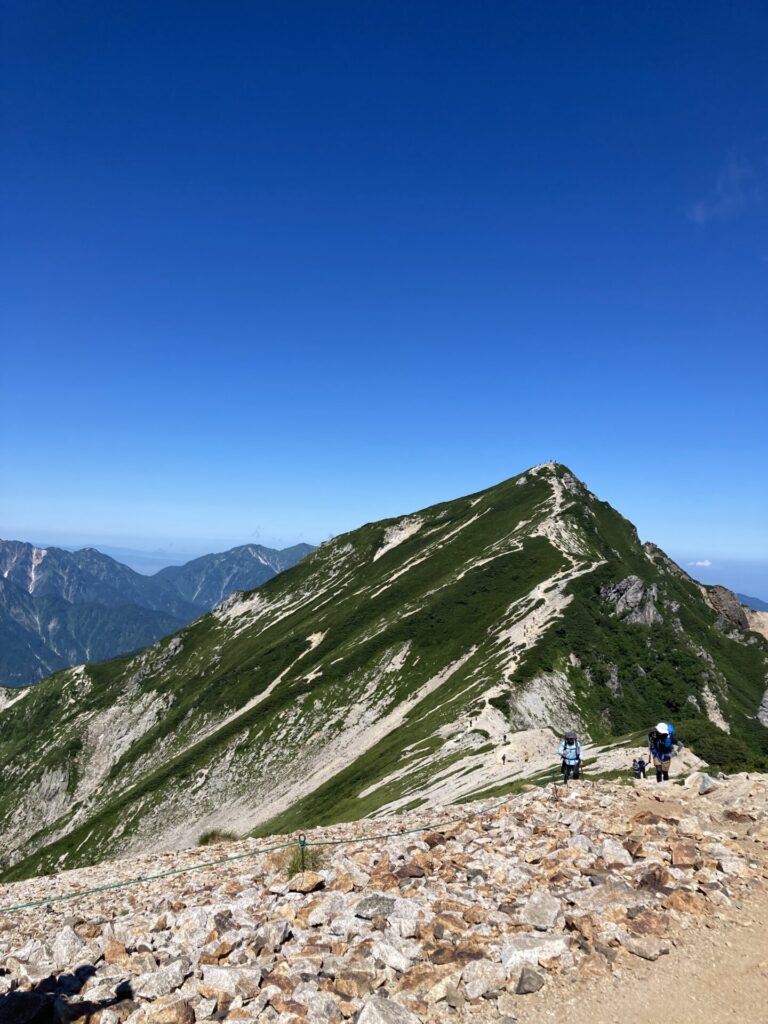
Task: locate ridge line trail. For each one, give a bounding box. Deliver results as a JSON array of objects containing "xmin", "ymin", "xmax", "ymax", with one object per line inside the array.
[{"xmin": 504, "ymin": 833, "xmax": 768, "ymax": 1024}]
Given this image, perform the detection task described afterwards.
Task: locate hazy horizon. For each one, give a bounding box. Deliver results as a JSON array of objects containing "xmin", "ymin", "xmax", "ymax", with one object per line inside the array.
[{"xmin": 3, "ymin": 518, "xmax": 766, "ymax": 601}]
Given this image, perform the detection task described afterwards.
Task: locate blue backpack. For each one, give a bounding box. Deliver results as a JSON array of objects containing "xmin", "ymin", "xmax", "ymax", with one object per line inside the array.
[{"xmin": 649, "ymin": 725, "xmax": 674, "ymax": 758}]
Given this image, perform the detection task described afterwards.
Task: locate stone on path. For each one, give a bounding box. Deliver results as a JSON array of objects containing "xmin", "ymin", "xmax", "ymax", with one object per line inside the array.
[
  {"xmin": 358, "ymin": 995, "xmax": 423, "ymax": 1023},
  {"xmin": 355, "ymin": 894, "xmax": 396, "ymax": 919},
  {"xmin": 289, "ymin": 870, "xmax": 325, "ymax": 893},
  {"xmin": 501, "ymin": 934, "xmax": 570, "ymax": 972},
  {"xmin": 520, "ymin": 891, "xmax": 562, "ymax": 931},
  {"xmin": 461, "ymin": 959, "xmax": 506, "ymax": 999},
  {"xmin": 516, "ymin": 965, "xmax": 545, "ymax": 994},
  {"xmin": 599, "ymin": 838, "xmax": 633, "ymax": 867},
  {"xmin": 51, "ymin": 924, "xmax": 85, "ymax": 969},
  {"xmin": 143, "ymin": 996, "xmax": 195, "ymax": 1023},
  {"xmin": 618, "ymin": 930, "xmax": 669, "ymax": 961}
]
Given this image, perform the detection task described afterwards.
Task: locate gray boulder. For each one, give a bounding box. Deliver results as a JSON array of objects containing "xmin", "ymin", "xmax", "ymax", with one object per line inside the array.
[
  {"xmin": 600, "ymin": 576, "xmax": 662, "ymax": 625},
  {"xmin": 501, "ymin": 934, "xmax": 569, "ymax": 972},
  {"xmin": 200, "ymin": 964, "xmax": 263, "ymax": 998},
  {"xmin": 516, "ymin": 965, "xmax": 545, "ymax": 994},
  {"xmin": 51, "ymin": 925, "xmax": 86, "ymax": 970},
  {"xmin": 461, "ymin": 959, "xmax": 505, "ymax": 999},
  {"xmin": 520, "ymin": 891, "xmax": 562, "ymax": 931},
  {"xmin": 699, "ymin": 774, "xmax": 720, "ymax": 795},
  {"xmin": 356, "ymin": 894, "xmax": 396, "ymax": 920},
  {"xmin": 134, "ymin": 959, "xmax": 189, "ymax": 998}
]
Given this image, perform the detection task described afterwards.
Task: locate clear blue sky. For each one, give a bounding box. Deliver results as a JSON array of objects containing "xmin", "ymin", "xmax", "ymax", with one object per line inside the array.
[{"xmin": 1, "ymin": 3, "xmax": 766, "ymax": 593}]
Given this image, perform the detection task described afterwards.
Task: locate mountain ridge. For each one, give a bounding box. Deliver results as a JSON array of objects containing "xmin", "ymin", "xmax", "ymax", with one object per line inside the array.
[
  {"xmin": 0, "ymin": 539, "xmax": 314, "ymax": 687},
  {"xmin": 1, "ymin": 462, "xmax": 766, "ymax": 880}
]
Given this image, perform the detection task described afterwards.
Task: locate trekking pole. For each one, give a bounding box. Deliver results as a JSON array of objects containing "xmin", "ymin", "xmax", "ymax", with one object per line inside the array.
[{"xmin": 298, "ymin": 833, "xmax": 307, "ymax": 873}]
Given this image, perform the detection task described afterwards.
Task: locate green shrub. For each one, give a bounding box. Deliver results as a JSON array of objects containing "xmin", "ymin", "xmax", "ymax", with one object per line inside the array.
[
  {"xmin": 197, "ymin": 829, "xmax": 239, "ymax": 846},
  {"xmin": 676, "ymin": 719, "xmax": 761, "ymax": 772},
  {"xmin": 283, "ymin": 844, "xmax": 325, "ymax": 876},
  {"xmin": 488, "ymin": 694, "xmax": 509, "ymax": 715}
]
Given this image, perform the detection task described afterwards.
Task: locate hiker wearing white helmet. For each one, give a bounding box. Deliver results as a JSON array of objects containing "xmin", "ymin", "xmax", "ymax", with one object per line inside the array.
[{"xmin": 648, "ymin": 721, "xmax": 676, "ymax": 782}]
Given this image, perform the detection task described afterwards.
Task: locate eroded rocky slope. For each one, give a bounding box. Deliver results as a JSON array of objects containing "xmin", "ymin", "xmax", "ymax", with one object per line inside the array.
[{"xmin": 1, "ymin": 774, "xmax": 767, "ymax": 1024}]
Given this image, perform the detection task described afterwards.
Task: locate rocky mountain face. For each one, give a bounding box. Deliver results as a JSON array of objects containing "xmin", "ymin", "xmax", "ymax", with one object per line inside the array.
[
  {"xmin": 0, "ymin": 463, "xmax": 767, "ymax": 881},
  {"xmin": 154, "ymin": 545, "xmax": 315, "ymax": 611},
  {"xmin": 1, "ymin": 774, "xmax": 766, "ymax": 1024},
  {"xmin": 0, "ymin": 541, "xmax": 314, "ymax": 687}
]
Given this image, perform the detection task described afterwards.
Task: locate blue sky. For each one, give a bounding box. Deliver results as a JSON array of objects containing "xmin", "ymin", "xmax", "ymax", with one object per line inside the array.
[{"xmin": 1, "ymin": 2, "xmax": 766, "ymax": 594}]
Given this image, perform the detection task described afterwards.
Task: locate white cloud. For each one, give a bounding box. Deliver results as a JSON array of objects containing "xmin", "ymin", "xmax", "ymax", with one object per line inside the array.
[
  {"xmin": 688, "ymin": 152, "xmax": 764, "ymax": 224},
  {"xmin": 689, "ymin": 559, "xmax": 713, "ymax": 568}
]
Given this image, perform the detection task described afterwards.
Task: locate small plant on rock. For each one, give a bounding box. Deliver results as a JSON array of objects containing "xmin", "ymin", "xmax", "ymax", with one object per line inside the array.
[{"xmin": 281, "ymin": 844, "xmax": 325, "ymax": 877}]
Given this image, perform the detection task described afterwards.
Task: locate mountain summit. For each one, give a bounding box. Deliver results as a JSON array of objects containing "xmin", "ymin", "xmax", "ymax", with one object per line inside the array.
[{"xmin": 1, "ymin": 463, "xmax": 766, "ymax": 879}]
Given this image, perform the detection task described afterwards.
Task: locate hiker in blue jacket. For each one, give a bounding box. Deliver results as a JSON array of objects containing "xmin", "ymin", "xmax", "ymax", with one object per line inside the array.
[
  {"xmin": 632, "ymin": 756, "xmax": 647, "ymax": 779},
  {"xmin": 648, "ymin": 721, "xmax": 676, "ymax": 783},
  {"xmin": 558, "ymin": 730, "xmax": 582, "ymax": 782}
]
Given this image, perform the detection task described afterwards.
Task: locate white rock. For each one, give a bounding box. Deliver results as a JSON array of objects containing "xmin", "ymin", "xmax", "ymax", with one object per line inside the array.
[
  {"xmin": 134, "ymin": 960, "xmax": 189, "ymax": 998},
  {"xmin": 200, "ymin": 964, "xmax": 263, "ymax": 998},
  {"xmin": 500, "ymin": 934, "xmax": 569, "ymax": 972},
  {"xmin": 600, "ymin": 838, "xmax": 633, "ymax": 867},
  {"xmin": 389, "ymin": 917, "xmax": 418, "ymax": 939},
  {"xmin": 520, "ymin": 891, "xmax": 562, "ymax": 931},
  {"xmin": 461, "ymin": 959, "xmax": 506, "ymax": 999},
  {"xmin": 9, "ymin": 938, "xmax": 52, "ymax": 967},
  {"xmin": 51, "ymin": 925, "xmax": 86, "ymax": 969},
  {"xmin": 371, "ymin": 941, "xmax": 413, "ymax": 973},
  {"xmin": 567, "ymin": 833, "xmax": 594, "ymax": 852},
  {"xmin": 698, "ymin": 774, "xmax": 720, "ymax": 795},
  {"xmin": 358, "ymin": 996, "xmax": 422, "ymax": 1024}
]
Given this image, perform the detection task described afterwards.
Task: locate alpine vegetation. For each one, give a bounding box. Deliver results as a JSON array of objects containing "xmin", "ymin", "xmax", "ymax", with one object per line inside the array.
[{"xmin": 1, "ymin": 463, "xmax": 766, "ymax": 880}]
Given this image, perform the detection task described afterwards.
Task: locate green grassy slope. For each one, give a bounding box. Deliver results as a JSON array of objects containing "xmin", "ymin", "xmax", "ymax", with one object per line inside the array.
[{"xmin": 1, "ymin": 463, "xmax": 766, "ymax": 881}]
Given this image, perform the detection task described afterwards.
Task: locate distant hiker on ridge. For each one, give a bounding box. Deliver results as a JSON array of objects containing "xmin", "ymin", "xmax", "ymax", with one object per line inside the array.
[
  {"xmin": 631, "ymin": 756, "xmax": 647, "ymax": 779},
  {"xmin": 648, "ymin": 721, "xmax": 676, "ymax": 783},
  {"xmin": 558, "ymin": 730, "xmax": 582, "ymax": 783}
]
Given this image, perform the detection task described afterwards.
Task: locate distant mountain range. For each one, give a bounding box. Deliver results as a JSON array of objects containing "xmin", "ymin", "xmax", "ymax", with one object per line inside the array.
[
  {"xmin": 738, "ymin": 593, "xmax": 768, "ymax": 612},
  {"xmin": 0, "ymin": 540, "xmax": 314, "ymax": 687}
]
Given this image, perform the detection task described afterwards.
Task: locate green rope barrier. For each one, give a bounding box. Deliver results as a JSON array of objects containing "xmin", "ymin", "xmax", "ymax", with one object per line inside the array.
[
  {"xmin": 0, "ymin": 794, "xmax": 514, "ymax": 916},
  {"xmin": 0, "ymin": 839, "xmax": 297, "ymax": 915}
]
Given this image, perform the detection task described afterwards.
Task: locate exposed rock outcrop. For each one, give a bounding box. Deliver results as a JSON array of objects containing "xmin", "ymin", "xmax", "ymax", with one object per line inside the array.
[
  {"xmin": 642, "ymin": 542, "xmax": 692, "ymax": 582},
  {"xmin": 705, "ymin": 586, "xmax": 750, "ymax": 632},
  {"xmin": 600, "ymin": 576, "xmax": 662, "ymax": 625},
  {"xmin": 758, "ymin": 688, "xmax": 768, "ymax": 728}
]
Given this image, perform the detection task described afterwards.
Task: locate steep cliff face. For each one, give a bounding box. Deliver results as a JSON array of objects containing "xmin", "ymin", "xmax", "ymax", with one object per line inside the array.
[
  {"xmin": 704, "ymin": 585, "xmax": 751, "ymax": 632},
  {"xmin": 1, "ymin": 464, "xmax": 766, "ymax": 879}
]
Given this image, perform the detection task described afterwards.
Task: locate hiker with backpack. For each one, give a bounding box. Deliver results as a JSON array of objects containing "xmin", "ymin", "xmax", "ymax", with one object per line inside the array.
[
  {"xmin": 631, "ymin": 756, "xmax": 647, "ymax": 779},
  {"xmin": 648, "ymin": 721, "xmax": 676, "ymax": 782},
  {"xmin": 558, "ymin": 730, "xmax": 582, "ymax": 782}
]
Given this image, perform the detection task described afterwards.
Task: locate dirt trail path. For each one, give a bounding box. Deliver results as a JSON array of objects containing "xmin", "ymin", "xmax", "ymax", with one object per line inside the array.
[{"xmin": 508, "ymin": 835, "xmax": 768, "ymax": 1024}]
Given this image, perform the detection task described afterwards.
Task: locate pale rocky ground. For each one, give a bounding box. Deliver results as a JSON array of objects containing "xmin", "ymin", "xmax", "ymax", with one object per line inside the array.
[
  {"xmin": 746, "ymin": 608, "xmax": 768, "ymax": 641},
  {"xmin": 1, "ymin": 772, "xmax": 767, "ymax": 1024}
]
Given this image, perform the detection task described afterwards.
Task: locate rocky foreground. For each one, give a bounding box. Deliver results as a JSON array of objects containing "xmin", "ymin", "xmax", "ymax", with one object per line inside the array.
[{"xmin": 1, "ymin": 773, "xmax": 767, "ymax": 1024}]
